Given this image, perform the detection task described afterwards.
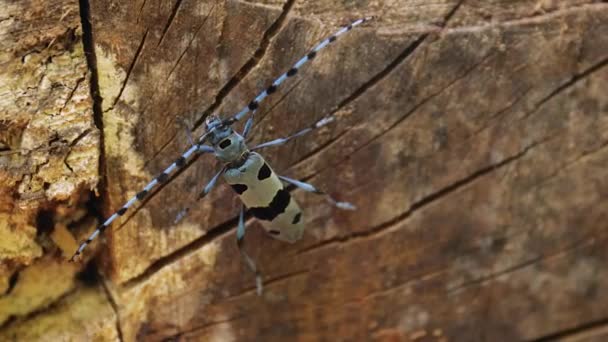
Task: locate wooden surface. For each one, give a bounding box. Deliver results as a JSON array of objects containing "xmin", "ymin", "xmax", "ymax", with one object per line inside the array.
[{"xmin": 1, "ymin": 0, "xmax": 608, "ymax": 341}]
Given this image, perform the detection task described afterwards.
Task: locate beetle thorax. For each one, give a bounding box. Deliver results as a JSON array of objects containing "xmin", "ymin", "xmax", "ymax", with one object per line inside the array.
[{"xmin": 205, "ymin": 115, "xmax": 249, "ymax": 163}]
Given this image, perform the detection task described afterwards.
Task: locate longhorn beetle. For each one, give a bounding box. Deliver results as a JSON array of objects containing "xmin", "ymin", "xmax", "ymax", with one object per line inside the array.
[{"xmin": 71, "ymin": 17, "xmax": 373, "ymax": 295}]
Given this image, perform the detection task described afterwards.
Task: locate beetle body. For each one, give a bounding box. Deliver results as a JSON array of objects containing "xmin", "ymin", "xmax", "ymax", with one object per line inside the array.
[
  {"xmin": 69, "ymin": 17, "xmax": 373, "ymax": 295},
  {"xmin": 207, "ymin": 115, "xmax": 304, "ymax": 242},
  {"xmin": 224, "ymin": 152, "xmax": 304, "ymax": 242}
]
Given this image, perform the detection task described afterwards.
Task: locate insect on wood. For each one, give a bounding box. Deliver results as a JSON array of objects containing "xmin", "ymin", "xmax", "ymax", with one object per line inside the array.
[{"xmin": 70, "ymin": 17, "xmax": 374, "ymax": 295}]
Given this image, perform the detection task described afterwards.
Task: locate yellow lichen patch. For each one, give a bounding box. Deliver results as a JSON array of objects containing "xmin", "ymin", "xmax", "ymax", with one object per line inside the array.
[
  {"xmin": 118, "ymin": 241, "xmax": 221, "ymax": 341},
  {"xmin": 113, "ymin": 214, "xmax": 212, "ymax": 282},
  {"xmin": 409, "ymin": 329, "xmax": 428, "ymax": 340},
  {"xmin": 51, "ymin": 223, "xmax": 79, "ymax": 259},
  {"xmin": 433, "ymin": 328, "xmax": 444, "ymax": 337},
  {"xmin": 0, "ymin": 256, "xmax": 79, "ymax": 325},
  {"xmin": 102, "ymin": 104, "xmax": 147, "ymax": 181},
  {"xmin": 0, "ymin": 263, "xmax": 15, "ymax": 295},
  {"xmin": 96, "ymin": 46, "xmax": 148, "ymax": 185},
  {"xmin": 0, "ymin": 287, "xmax": 120, "ymax": 342},
  {"xmin": 0, "ymin": 212, "xmax": 42, "ymax": 262},
  {"xmin": 204, "ymin": 319, "xmax": 237, "ymax": 342},
  {"xmin": 50, "ymin": 192, "xmax": 100, "ymax": 261},
  {"xmin": 95, "ymin": 45, "xmax": 130, "ymax": 111},
  {"xmin": 0, "ymin": 33, "xmax": 99, "ymax": 205}
]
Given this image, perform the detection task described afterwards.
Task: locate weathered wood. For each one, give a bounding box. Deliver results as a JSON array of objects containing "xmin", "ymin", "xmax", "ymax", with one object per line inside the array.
[
  {"xmin": 2, "ymin": 0, "xmax": 608, "ymax": 341},
  {"xmin": 0, "ymin": 0, "xmax": 110, "ymax": 339}
]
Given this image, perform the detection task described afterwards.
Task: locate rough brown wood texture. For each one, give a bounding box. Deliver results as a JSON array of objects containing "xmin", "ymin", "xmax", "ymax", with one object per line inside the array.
[
  {"xmin": 0, "ymin": 0, "xmax": 112, "ymax": 340},
  {"xmin": 1, "ymin": 0, "xmax": 608, "ymax": 341}
]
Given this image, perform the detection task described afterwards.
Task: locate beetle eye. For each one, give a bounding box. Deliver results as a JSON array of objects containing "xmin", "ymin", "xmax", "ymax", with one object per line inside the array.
[{"xmin": 219, "ymin": 139, "xmax": 231, "ymax": 149}]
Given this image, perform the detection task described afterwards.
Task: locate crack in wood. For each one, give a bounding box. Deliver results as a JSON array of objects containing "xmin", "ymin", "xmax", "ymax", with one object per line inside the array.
[
  {"xmin": 297, "ymin": 131, "xmax": 603, "ymax": 307},
  {"xmin": 164, "ymin": 315, "xmax": 246, "ymax": 340},
  {"xmin": 112, "ymin": 152, "xmax": 208, "ymax": 233},
  {"xmin": 0, "ymin": 269, "xmax": 21, "ymax": 298},
  {"xmin": 141, "ymin": 130, "xmax": 181, "ymax": 169},
  {"xmin": 226, "ymin": 269, "xmax": 310, "ymax": 299},
  {"xmin": 286, "ymin": 34, "xmax": 428, "ymax": 172},
  {"xmin": 435, "ymin": 2, "xmax": 608, "ymax": 37},
  {"xmin": 294, "ymin": 50, "xmax": 494, "ymax": 182},
  {"xmin": 76, "ymin": 2, "xmax": 111, "ymax": 297},
  {"xmin": 191, "ymin": 0, "xmax": 296, "ymax": 130},
  {"xmin": 100, "ymin": 1, "xmax": 303, "ymax": 285},
  {"xmin": 78, "ymin": 0, "xmax": 103, "ymax": 132},
  {"xmin": 447, "ymin": 230, "xmax": 604, "ymax": 295},
  {"xmin": 360, "ymin": 267, "xmax": 448, "ymax": 302},
  {"xmin": 93, "ymin": 23, "xmax": 489, "ymax": 287},
  {"xmin": 117, "ymin": 174, "xmax": 307, "ymax": 287},
  {"xmin": 72, "ymin": 4, "xmax": 608, "ymax": 332},
  {"xmin": 293, "ymin": 14, "xmax": 605, "ymax": 185},
  {"xmin": 0, "ymin": 288, "xmax": 79, "ymax": 331},
  {"xmin": 138, "ymin": 4, "xmax": 219, "ymax": 165},
  {"xmin": 157, "ymin": 0, "xmax": 184, "ymax": 48},
  {"xmin": 448, "ymin": 257, "xmax": 543, "ymax": 295},
  {"xmin": 59, "ymin": 77, "xmax": 85, "ymax": 115},
  {"xmin": 303, "ymin": 186, "xmax": 605, "ymax": 329},
  {"xmin": 465, "ymin": 55, "xmax": 607, "ymax": 153},
  {"xmin": 444, "ymin": 0, "xmax": 465, "ymax": 25},
  {"xmin": 246, "ymin": 78, "xmax": 304, "ymax": 140},
  {"xmin": 331, "ymin": 32, "xmax": 428, "ymax": 119},
  {"xmin": 0, "ymin": 15, "xmax": 14, "ymax": 23},
  {"xmin": 100, "ymin": 280, "xmax": 124, "ymax": 342},
  {"xmin": 468, "ymin": 86, "xmax": 533, "ymax": 138},
  {"xmin": 141, "ymin": 0, "xmax": 464, "ymax": 181},
  {"xmin": 528, "ymin": 139, "xmax": 608, "ymax": 193},
  {"xmin": 289, "ymin": 0, "xmax": 469, "ymax": 176},
  {"xmin": 122, "ymin": 214, "xmax": 238, "ymax": 288},
  {"xmin": 109, "ymin": 29, "xmax": 149, "ymax": 110},
  {"xmin": 297, "ymin": 137, "xmax": 551, "ymax": 255},
  {"xmin": 529, "ymin": 316, "xmax": 608, "ymax": 342},
  {"xmin": 141, "ymin": 0, "xmax": 296, "ymax": 167},
  {"xmin": 289, "ymin": 128, "xmax": 351, "ymax": 175},
  {"xmin": 136, "ymin": 0, "xmax": 147, "ymax": 24},
  {"xmin": 361, "ymin": 232, "xmax": 524, "ymax": 302},
  {"xmin": 522, "ymin": 55, "xmax": 608, "ymax": 121},
  {"xmin": 166, "ymin": 4, "xmax": 217, "ymax": 81}
]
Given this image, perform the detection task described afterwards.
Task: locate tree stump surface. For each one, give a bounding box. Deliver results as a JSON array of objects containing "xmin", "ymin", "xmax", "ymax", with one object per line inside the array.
[{"xmin": 1, "ymin": 0, "xmax": 608, "ymax": 341}]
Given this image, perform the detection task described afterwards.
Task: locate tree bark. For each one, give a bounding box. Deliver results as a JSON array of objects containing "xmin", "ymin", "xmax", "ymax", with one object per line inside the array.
[{"xmin": 1, "ymin": 0, "xmax": 608, "ymax": 341}]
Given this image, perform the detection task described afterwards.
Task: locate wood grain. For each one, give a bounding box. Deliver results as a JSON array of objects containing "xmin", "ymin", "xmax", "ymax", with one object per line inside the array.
[{"xmin": 1, "ymin": 0, "xmax": 607, "ymax": 341}]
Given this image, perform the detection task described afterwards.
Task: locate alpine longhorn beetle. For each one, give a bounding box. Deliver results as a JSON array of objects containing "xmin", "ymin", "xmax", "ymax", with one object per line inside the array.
[{"xmin": 71, "ymin": 16, "xmax": 373, "ymax": 295}]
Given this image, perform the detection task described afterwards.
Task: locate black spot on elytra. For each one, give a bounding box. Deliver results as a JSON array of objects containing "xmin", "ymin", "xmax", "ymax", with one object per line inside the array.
[
  {"xmin": 329, "ymin": 36, "xmax": 337, "ymax": 43},
  {"xmin": 307, "ymin": 51, "xmax": 316, "ymax": 60},
  {"xmin": 257, "ymin": 163, "xmax": 271, "ymax": 180},
  {"xmin": 136, "ymin": 190, "xmax": 148, "ymax": 200},
  {"xmin": 248, "ymin": 101, "xmax": 259, "ymax": 110},
  {"xmin": 292, "ymin": 212, "xmax": 301, "ymax": 224},
  {"xmin": 117, "ymin": 207, "xmax": 127, "ymax": 216},
  {"xmin": 219, "ymin": 139, "xmax": 231, "ymax": 149},
  {"xmin": 249, "ymin": 188, "xmax": 290, "ymax": 221},
  {"xmin": 267, "ymin": 84, "xmax": 277, "ymax": 94},
  {"xmin": 231, "ymin": 183, "xmax": 248, "ymax": 195}
]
